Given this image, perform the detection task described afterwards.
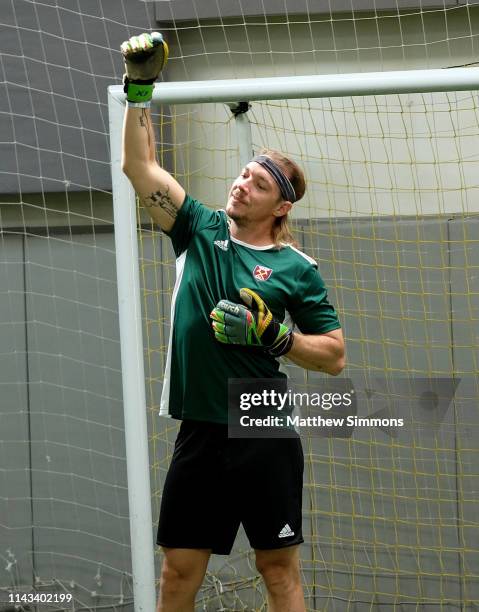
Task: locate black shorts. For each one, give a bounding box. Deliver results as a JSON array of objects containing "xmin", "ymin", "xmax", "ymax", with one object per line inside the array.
[{"xmin": 157, "ymin": 420, "xmax": 304, "ymax": 555}]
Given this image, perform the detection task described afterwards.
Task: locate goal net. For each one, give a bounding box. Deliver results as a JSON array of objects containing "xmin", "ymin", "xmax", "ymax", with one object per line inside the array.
[
  {"xmin": 1, "ymin": 0, "xmax": 478, "ymax": 610},
  {"xmin": 137, "ymin": 84, "xmax": 479, "ymax": 610}
]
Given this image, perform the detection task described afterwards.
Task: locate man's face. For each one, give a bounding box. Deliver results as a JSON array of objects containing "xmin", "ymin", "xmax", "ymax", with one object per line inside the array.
[{"xmin": 226, "ymin": 161, "xmax": 286, "ymax": 224}]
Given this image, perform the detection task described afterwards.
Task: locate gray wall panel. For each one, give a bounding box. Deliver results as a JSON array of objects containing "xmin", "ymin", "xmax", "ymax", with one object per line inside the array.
[
  {"xmin": 2, "ymin": 213, "xmax": 476, "ymax": 608},
  {"xmin": 0, "ymin": 235, "xmax": 34, "ymax": 586},
  {"xmin": 23, "ymin": 232, "xmax": 131, "ymax": 607},
  {"xmin": 302, "ymin": 218, "xmax": 453, "ymax": 374},
  {"xmin": 449, "ymin": 217, "xmax": 479, "ymax": 605},
  {"xmin": 1, "ymin": 0, "xmax": 156, "ymax": 194},
  {"xmin": 293, "ymin": 218, "xmax": 462, "ymax": 608},
  {"xmin": 155, "ymin": 0, "xmax": 458, "ymax": 22}
]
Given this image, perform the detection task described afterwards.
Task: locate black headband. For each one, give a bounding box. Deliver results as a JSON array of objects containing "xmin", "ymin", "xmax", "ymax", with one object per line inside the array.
[{"xmin": 251, "ymin": 155, "xmax": 297, "ymax": 203}]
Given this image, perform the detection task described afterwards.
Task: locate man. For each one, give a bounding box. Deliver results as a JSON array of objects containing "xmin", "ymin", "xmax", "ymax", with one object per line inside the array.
[{"xmin": 121, "ymin": 33, "xmax": 345, "ymax": 612}]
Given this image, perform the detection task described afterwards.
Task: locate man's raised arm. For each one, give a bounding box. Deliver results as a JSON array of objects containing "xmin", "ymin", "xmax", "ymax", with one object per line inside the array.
[{"xmin": 120, "ymin": 33, "xmax": 185, "ymax": 233}]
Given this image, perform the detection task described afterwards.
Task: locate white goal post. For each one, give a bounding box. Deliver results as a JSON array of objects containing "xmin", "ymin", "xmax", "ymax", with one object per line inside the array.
[{"xmin": 107, "ymin": 66, "xmax": 479, "ymax": 612}]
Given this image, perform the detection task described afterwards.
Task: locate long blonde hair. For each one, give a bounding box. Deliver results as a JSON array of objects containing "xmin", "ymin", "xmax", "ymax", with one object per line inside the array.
[{"xmin": 259, "ymin": 149, "xmax": 306, "ymax": 248}]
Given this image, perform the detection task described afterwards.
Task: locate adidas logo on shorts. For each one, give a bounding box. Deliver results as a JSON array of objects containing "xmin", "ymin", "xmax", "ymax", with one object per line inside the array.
[{"xmin": 278, "ymin": 523, "xmax": 295, "ymax": 538}]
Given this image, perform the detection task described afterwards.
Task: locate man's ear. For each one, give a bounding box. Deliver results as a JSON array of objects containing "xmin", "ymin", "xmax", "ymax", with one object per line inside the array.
[{"xmin": 273, "ymin": 201, "xmax": 293, "ymax": 217}]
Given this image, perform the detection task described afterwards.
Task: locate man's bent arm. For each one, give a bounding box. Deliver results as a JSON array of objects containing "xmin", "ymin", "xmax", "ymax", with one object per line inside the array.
[
  {"xmin": 122, "ymin": 105, "xmax": 185, "ymax": 233},
  {"xmin": 286, "ymin": 328, "xmax": 345, "ymax": 376}
]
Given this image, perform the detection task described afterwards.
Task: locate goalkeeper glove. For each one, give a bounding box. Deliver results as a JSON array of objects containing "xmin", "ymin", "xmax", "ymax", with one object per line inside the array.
[
  {"xmin": 121, "ymin": 32, "xmax": 169, "ymax": 104},
  {"xmin": 210, "ymin": 288, "xmax": 294, "ymax": 357}
]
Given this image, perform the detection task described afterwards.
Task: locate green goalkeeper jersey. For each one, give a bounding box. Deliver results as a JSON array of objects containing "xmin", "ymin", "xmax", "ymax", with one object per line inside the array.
[{"xmin": 160, "ymin": 194, "xmax": 341, "ymax": 424}]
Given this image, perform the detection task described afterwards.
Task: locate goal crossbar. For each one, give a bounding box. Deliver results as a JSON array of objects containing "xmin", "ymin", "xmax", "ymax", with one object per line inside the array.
[{"xmin": 108, "ymin": 67, "xmax": 479, "ymax": 105}]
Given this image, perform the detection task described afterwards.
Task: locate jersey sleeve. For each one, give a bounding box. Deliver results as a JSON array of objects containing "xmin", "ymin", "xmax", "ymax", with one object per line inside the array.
[
  {"xmin": 289, "ymin": 263, "xmax": 341, "ymax": 335},
  {"xmin": 165, "ymin": 193, "xmax": 220, "ymax": 256}
]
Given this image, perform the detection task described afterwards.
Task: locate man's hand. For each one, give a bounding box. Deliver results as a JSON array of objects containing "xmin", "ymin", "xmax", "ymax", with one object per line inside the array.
[
  {"xmin": 121, "ymin": 32, "xmax": 169, "ymax": 103},
  {"xmin": 210, "ymin": 288, "xmax": 294, "ymax": 357}
]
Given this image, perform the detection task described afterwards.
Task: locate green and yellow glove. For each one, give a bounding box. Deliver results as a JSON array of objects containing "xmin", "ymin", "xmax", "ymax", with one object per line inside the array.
[
  {"xmin": 121, "ymin": 32, "xmax": 169, "ymax": 104},
  {"xmin": 210, "ymin": 288, "xmax": 294, "ymax": 357}
]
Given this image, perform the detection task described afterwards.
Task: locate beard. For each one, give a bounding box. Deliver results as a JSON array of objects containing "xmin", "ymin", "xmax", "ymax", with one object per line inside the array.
[{"xmin": 225, "ymin": 197, "xmax": 248, "ymax": 223}]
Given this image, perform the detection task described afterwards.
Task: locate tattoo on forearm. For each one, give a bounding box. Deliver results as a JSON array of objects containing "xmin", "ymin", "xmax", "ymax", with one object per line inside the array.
[
  {"xmin": 142, "ymin": 186, "xmax": 178, "ymax": 219},
  {"xmin": 139, "ymin": 109, "xmax": 151, "ymax": 149}
]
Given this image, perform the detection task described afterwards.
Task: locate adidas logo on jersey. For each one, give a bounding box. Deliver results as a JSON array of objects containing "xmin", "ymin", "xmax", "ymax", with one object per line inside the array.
[
  {"xmin": 214, "ymin": 240, "xmax": 229, "ymax": 251},
  {"xmin": 278, "ymin": 524, "xmax": 295, "ymax": 538}
]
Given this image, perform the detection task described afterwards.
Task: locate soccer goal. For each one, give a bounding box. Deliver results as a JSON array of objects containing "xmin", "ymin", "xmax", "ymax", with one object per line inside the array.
[{"xmin": 108, "ymin": 66, "xmax": 479, "ymax": 610}]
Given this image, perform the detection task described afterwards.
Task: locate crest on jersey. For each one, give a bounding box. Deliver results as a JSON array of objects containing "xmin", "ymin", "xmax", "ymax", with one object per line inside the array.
[{"xmin": 253, "ymin": 265, "xmax": 273, "ymax": 281}]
